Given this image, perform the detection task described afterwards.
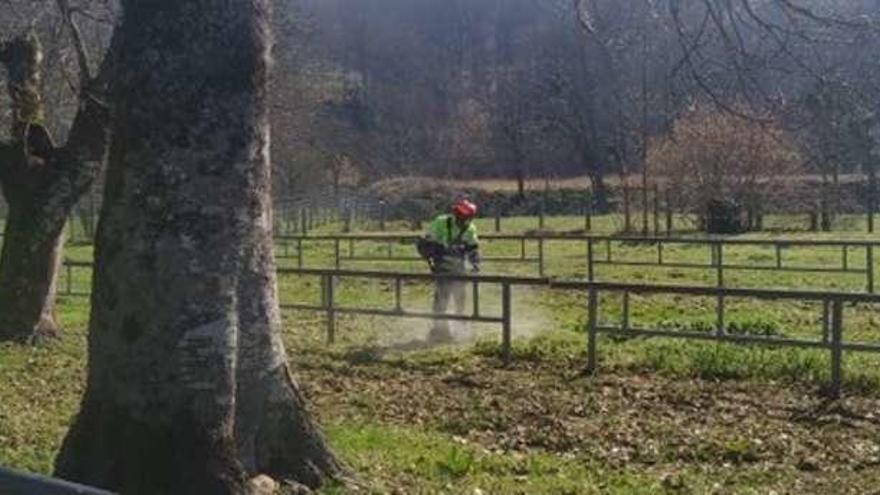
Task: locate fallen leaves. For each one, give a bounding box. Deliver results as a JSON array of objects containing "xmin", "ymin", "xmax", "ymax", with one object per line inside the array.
[{"xmin": 293, "ymin": 348, "xmax": 880, "ymax": 489}]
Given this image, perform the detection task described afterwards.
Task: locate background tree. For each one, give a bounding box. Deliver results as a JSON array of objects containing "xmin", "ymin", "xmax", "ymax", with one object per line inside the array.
[
  {"xmin": 0, "ymin": 0, "xmax": 116, "ymax": 342},
  {"xmin": 648, "ymin": 106, "xmax": 803, "ymax": 231},
  {"xmin": 55, "ymin": 0, "xmax": 340, "ymax": 492}
]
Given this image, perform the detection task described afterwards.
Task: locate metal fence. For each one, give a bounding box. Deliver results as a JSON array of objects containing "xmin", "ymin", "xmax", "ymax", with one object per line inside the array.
[
  {"xmin": 277, "ymin": 268, "xmax": 531, "ymax": 355},
  {"xmin": 277, "ymin": 267, "xmax": 880, "ymax": 398},
  {"xmin": 272, "ymin": 182, "xmax": 880, "ymax": 235},
  {"xmin": 275, "ymin": 233, "xmax": 880, "ymax": 292},
  {"xmin": 58, "ymin": 260, "xmax": 880, "ymax": 398}
]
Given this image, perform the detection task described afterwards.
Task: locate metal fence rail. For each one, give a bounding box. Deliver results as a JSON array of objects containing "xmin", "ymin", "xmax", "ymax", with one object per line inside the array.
[
  {"xmin": 275, "ymin": 234, "xmax": 541, "ymax": 272},
  {"xmin": 275, "ymin": 233, "xmax": 879, "ymax": 292},
  {"xmin": 0, "ymin": 466, "xmax": 115, "ymax": 495}
]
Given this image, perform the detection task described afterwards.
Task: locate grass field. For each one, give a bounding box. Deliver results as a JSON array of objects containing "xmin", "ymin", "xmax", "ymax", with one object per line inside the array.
[{"xmin": 3, "ymin": 214, "xmax": 880, "ymax": 493}]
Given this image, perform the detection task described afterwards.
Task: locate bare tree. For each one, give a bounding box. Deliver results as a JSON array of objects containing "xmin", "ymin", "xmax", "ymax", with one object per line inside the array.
[{"xmin": 0, "ymin": 0, "xmax": 116, "ymax": 342}]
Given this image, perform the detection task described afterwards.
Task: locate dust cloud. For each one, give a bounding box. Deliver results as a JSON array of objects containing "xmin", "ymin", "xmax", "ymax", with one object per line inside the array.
[{"xmin": 374, "ymin": 285, "xmax": 555, "ymax": 351}]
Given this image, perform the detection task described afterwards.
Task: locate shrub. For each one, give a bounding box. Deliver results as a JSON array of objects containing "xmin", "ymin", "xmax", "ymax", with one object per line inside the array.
[{"xmin": 648, "ymin": 106, "xmax": 803, "ymax": 232}]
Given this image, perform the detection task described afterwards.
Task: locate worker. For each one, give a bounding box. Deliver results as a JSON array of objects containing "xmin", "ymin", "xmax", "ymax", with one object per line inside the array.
[{"xmin": 417, "ymin": 199, "xmax": 481, "ymax": 343}]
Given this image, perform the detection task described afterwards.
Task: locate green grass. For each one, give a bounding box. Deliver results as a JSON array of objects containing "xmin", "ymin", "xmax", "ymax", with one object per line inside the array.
[
  {"xmin": 320, "ymin": 421, "xmax": 711, "ymax": 494},
  {"xmin": 4, "ymin": 214, "xmax": 880, "ymax": 492},
  {"xmin": 4, "ymin": 296, "xmax": 880, "ymax": 492}
]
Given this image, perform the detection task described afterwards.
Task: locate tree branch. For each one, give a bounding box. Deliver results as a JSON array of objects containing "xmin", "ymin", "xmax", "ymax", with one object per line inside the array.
[
  {"xmin": 668, "ymin": 1, "xmax": 770, "ymax": 123},
  {"xmin": 56, "ymin": 0, "xmax": 93, "ymax": 87},
  {"xmin": 775, "ymin": 0, "xmax": 878, "ymax": 31},
  {"xmin": 57, "ymin": 26, "xmax": 120, "ymax": 170},
  {"xmin": 572, "ymin": 0, "xmax": 596, "ymax": 35},
  {"xmin": 0, "ymin": 33, "xmax": 54, "ymax": 168}
]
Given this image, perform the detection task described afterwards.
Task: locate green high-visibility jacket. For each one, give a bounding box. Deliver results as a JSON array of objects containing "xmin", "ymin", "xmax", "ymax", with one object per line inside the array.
[
  {"xmin": 426, "ymin": 214, "xmax": 479, "ymax": 247},
  {"xmin": 425, "ymin": 214, "xmax": 479, "ymax": 273}
]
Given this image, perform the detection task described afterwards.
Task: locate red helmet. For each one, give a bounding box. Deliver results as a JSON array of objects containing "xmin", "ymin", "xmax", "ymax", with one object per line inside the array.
[{"xmin": 452, "ymin": 199, "xmax": 478, "ymax": 220}]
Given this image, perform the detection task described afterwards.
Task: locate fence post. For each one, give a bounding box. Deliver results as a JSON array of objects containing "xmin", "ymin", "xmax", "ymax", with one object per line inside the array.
[
  {"xmin": 821, "ymin": 191, "xmax": 831, "ymax": 232},
  {"xmin": 586, "ymin": 288, "xmax": 598, "ymax": 374},
  {"xmin": 716, "ymin": 242, "xmax": 725, "ymax": 335},
  {"xmin": 66, "ymin": 261, "xmax": 72, "ymax": 295},
  {"xmin": 867, "ymin": 245, "xmax": 875, "ymax": 293},
  {"xmin": 653, "ymin": 184, "xmax": 660, "ymax": 235},
  {"xmin": 334, "ymin": 239, "xmax": 341, "ymax": 269},
  {"xmin": 822, "ymin": 300, "xmax": 831, "ymax": 343},
  {"xmin": 665, "ymin": 188, "xmax": 673, "ymax": 236},
  {"xmin": 296, "ymin": 238, "xmax": 303, "ymax": 269},
  {"xmin": 325, "ymin": 274, "xmax": 336, "ymax": 344},
  {"xmin": 829, "ymin": 299, "xmax": 843, "ymax": 399},
  {"xmin": 622, "ymin": 291, "xmax": 630, "ymax": 331},
  {"xmin": 472, "ymin": 280, "xmax": 480, "ymax": 317},
  {"xmin": 495, "ymin": 211, "xmax": 501, "ymax": 233},
  {"xmin": 775, "ymin": 243, "xmax": 783, "ymax": 269},
  {"xmin": 394, "ymin": 278, "xmax": 403, "ymax": 314},
  {"xmin": 585, "ymin": 190, "xmax": 593, "ymax": 232},
  {"xmin": 539, "ymin": 199, "xmax": 546, "ymax": 230},
  {"xmin": 587, "ymin": 238, "xmax": 595, "ymax": 282},
  {"xmin": 715, "ymin": 242, "xmax": 724, "ymax": 287},
  {"xmin": 501, "ymin": 282, "xmax": 512, "ymax": 363},
  {"xmin": 538, "ymin": 238, "xmax": 545, "ymax": 277},
  {"xmin": 623, "ymin": 186, "xmax": 632, "ymax": 233},
  {"xmin": 379, "ymin": 200, "xmax": 386, "ymax": 231}
]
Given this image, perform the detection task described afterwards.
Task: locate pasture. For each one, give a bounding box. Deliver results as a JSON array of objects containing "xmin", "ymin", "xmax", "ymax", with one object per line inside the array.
[{"xmin": 3, "ymin": 214, "xmax": 880, "ymax": 493}]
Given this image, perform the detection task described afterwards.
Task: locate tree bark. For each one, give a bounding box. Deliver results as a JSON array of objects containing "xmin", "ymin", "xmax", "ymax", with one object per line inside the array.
[
  {"xmin": 55, "ymin": 1, "xmax": 340, "ymax": 493},
  {"xmin": 0, "ymin": 190, "xmax": 67, "ymax": 340},
  {"xmin": 0, "ymin": 33, "xmax": 112, "ymax": 342}
]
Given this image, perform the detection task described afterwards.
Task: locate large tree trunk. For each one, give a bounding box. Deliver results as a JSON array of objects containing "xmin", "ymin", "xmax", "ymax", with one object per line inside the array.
[
  {"xmin": 0, "ymin": 33, "xmax": 112, "ymax": 342},
  {"xmin": 0, "ymin": 192, "xmax": 67, "ymax": 340},
  {"xmin": 55, "ymin": 1, "xmax": 341, "ymax": 493}
]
